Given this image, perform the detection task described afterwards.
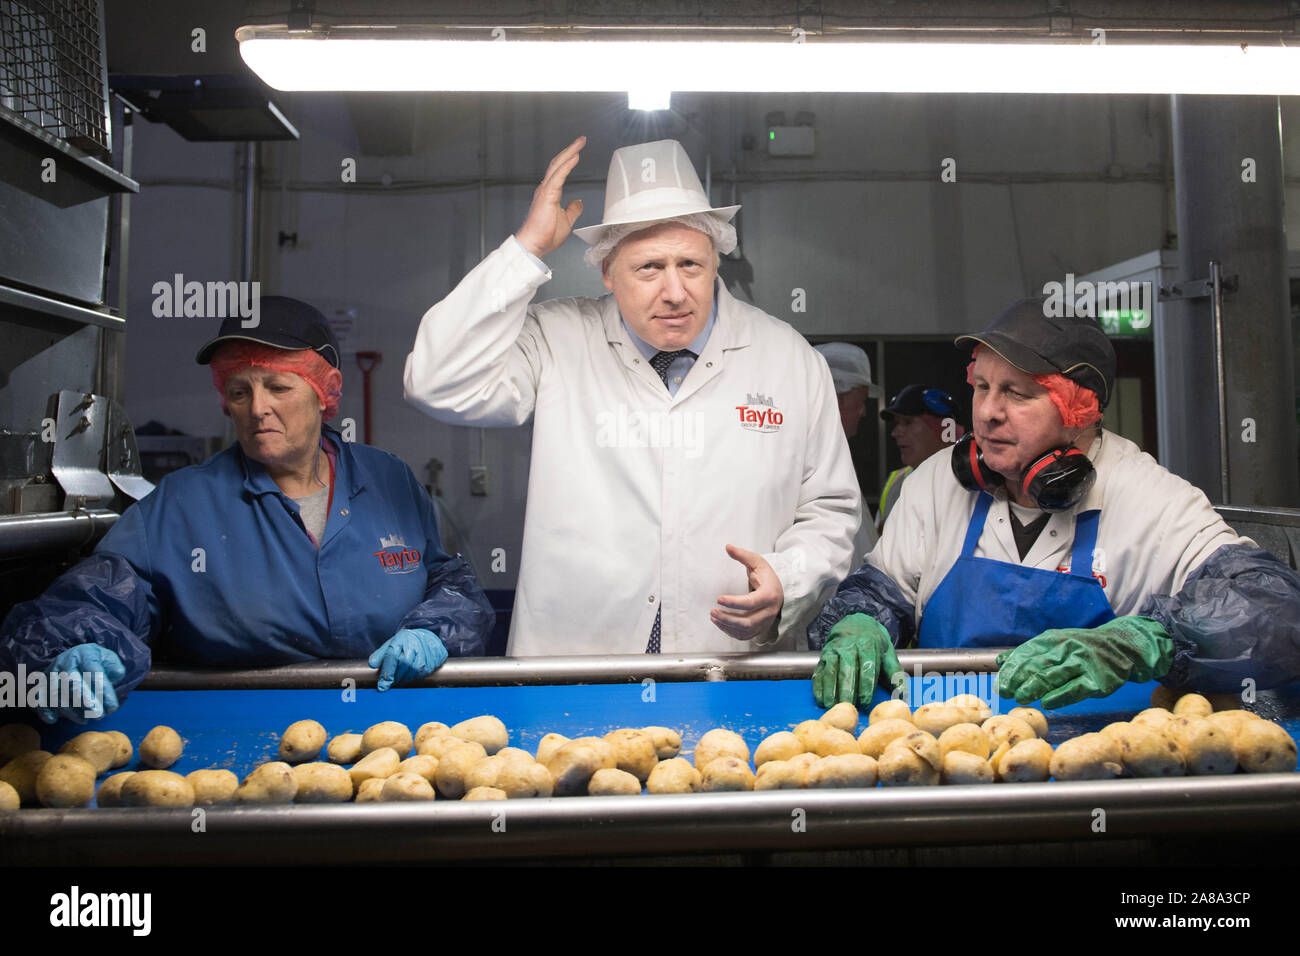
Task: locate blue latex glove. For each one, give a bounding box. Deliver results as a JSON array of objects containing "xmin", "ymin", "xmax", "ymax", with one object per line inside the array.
[
  {"xmin": 38, "ymin": 644, "xmax": 126, "ymax": 725},
  {"xmin": 368, "ymin": 628, "xmax": 448, "ymax": 692}
]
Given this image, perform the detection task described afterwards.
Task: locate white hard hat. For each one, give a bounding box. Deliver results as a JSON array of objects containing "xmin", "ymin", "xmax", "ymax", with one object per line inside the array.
[
  {"xmin": 572, "ymin": 139, "xmax": 740, "ymax": 246},
  {"xmin": 814, "ymin": 343, "xmax": 881, "ymax": 398}
]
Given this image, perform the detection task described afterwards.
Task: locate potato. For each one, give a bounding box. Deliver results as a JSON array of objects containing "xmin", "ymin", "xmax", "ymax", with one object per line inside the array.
[
  {"xmin": 1007, "ymin": 707, "xmax": 1048, "ymax": 738},
  {"xmin": 603, "ymin": 728, "xmax": 658, "ymax": 782},
  {"xmin": 868, "ymin": 700, "xmax": 912, "ymax": 725},
  {"xmin": 754, "ymin": 759, "xmax": 805, "ymax": 791},
  {"xmin": 186, "ymin": 769, "xmax": 238, "ymax": 805},
  {"xmin": 1205, "ymin": 710, "xmax": 1261, "ymax": 744},
  {"xmin": 693, "ymin": 728, "xmax": 750, "ymax": 773},
  {"xmin": 463, "ymin": 786, "xmax": 507, "ymax": 801},
  {"xmin": 464, "ymin": 755, "xmax": 509, "ymax": 792},
  {"xmin": 450, "ymin": 715, "xmax": 508, "ymax": 756},
  {"xmin": 888, "ymin": 730, "xmax": 942, "ymax": 773},
  {"xmin": 535, "ymin": 733, "xmax": 570, "ymax": 765},
  {"xmin": 858, "ymin": 718, "xmax": 917, "ymax": 759},
  {"xmin": 140, "ymin": 726, "xmax": 183, "ymax": 769},
  {"xmin": 545, "ymin": 740, "xmax": 612, "ymax": 797},
  {"xmin": 349, "ymin": 746, "xmax": 402, "ymax": 789},
  {"xmin": 278, "ymin": 720, "xmax": 327, "ymax": 764},
  {"xmin": 0, "ymin": 780, "xmax": 19, "ymax": 811},
  {"xmin": 1099, "ymin": 721, "xmax": 1132, "ymax": 745},
  {"xmin": 570, "ymin": 736, "xmax": 618, "ymax": 765},
  {"xmin": 1049, "ymin": 734, "xmax": 1123, "ymax": 781},
  {"xmin": 0, "ymin": 724, "xmax": 40, "ymax": 765},
  {"xmin": 497, "ymin": 747, "xmax": 535, "ymax": 764},
  {"xmin": 699, "ymin": 756, "xmax": 755, "ymax": 792},
  {"xmin": 996, "ymin": 739, "xmax": 1054, "ymax": 783},
  {"xmin": 878, "ymin": 745, "xmax": 939, "ymax": 786},
  {"xmin": 414, "ymin": 721, "xmax": 451, "ymax": 747},
  {"xmin": 354, "ymin": 778, "xmax": 386, "ymax": 803},
  {"xmin": 122, "ymin": 770, "xmax": 195, "ymax": 807},
  {"xmin": 1131, "ymin": 708, "xmax": 1174, "ymax": 731},
  {"xmin": 58, "ymin": 732, "xmax": 117, "ymax": 774},
  {"xmin": 641, "ymin": 727, "xmax": 682, "ymax": 760},
  {"xmin": 434, "ymin": 741, "xmax": 489, "ymax": 799},
  {"xmin": 417, "ymin": 734, "xmax": 471, "ymax": 761},
  {"xmin": 820, "ymin": 702, "xmax": 860, "ymax": 733},
  {"xmin": 646, "ymin": 757, "xmax": 701, "ymax": 794},
  {"xmin": 792, "ymin": 720, "xmax": 830, "ymax": 753},
  {"xmin": 380, "ymin": 771, "xmax": 436, "ymax": 801},
  {"xmin": 1233, "ymin": 720, "xmax": 1298, "ymax": 773},
  {"xmin": 982, "ymin": 715, "xmax": 1037, "ymax": 749},
  {"xmin": 809, "ymin": 726, "xmax": 860, "ymax": 758},
  {"xmin": 938, "ymin": 723, "xmax": 990, "ymax": 760},
  {"xmin": 948, "ymin": 694, "xmax": 994, "ymax": 724},
  {"xmin": 587, "ymin": 768, "xmax": 642, "ymax": 795},
  {"xmin": 941, "ymin": 751, "xmax": 995, "ymax": 785},
  {"xmin": 1117, "ymin": 725, "xmax": 1185, "ymax": 777},
  {"xmin": 326, "ymin": 733, "xmax": 364, "ymax": 765},
  {"xmin": 1162, "ymin": 716, "xmax": 1236, "ymax": 775},
  {"xmin": 755, "ymin": 731, "xmax": 805, "ymax": 767},
  {"xmin": 807, "ymin": 754, "xmax": 878, "ymax": 789},
  {"xmin": 361, "ymin": 721, "xmax": 412, "ymax": 759},
  {"xmin": 292, "ymin": 762, "xmax": 354, "ymax": 802},
  {"xmin": 96, "ymin": 771, "xmax": 136, "ymax": 807},
  {"xmin": 235, "ymin": 762, "xmax": 297, "ymax": 804},
  {"xmin": 105, "ymin": 731, "xmax": 132, "ymax": 769},
  {"xmin": 910, "ymin": 704, "xmax": 965, "ymax": 737},
  {"xmin": 36, "ymin": 754, "xmax": 97, "ymax": 808},
  {"xmin": 0, "ymin": 750, "xmax": 51, "ymax": 804},
  {"xmin": 1172, "ymin": 693, "xmax": 1213, "ymax": 718},
  {"xmin": 396, "ymin": 755, "xmax": 440, "ymax": 784},
  {"xmin": 494, "ymin": 760, "xmax": 553, "ymax": 798}
]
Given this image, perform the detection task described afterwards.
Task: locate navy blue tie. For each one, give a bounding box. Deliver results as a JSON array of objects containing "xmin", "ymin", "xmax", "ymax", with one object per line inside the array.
[{"xmin": 645, "ymin": 349, "xmax": 692, "ymax": 653}]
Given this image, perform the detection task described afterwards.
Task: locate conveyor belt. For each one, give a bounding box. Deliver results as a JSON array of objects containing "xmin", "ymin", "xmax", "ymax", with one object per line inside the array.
[{"xmin": 2, "ymin": 672, "xmax": 1297, "ymax": 864}]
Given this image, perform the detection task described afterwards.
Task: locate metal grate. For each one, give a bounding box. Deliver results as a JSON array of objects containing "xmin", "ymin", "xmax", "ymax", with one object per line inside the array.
[{"xmin": 0, "ymin": 0, "xmax": 109, "ymax": 154}]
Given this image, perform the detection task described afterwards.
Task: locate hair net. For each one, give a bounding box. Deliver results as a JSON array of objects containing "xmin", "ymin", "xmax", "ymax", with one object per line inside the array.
[
  {"xmin": 966, "ymin": 345, "xmax": 1102, "ymax": 429},
  {"xmin": 210, "ymin": 341, "xmax": 343, "ymax": 420},
  {"xmin": 583, "ymin": 213, "xmax": 737, "ymax": 269}
]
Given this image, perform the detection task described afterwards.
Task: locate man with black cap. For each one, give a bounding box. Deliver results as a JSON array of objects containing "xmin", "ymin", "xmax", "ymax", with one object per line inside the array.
[
  {"xmin": 0, "ymin": 296, "xmax": 493, "ymax": 723},
  {"xmin": 808, "ymin": 296, "xmax": 1300, "ymax": 709},
  {"xmin": 877, "ymin": 384, "xmax": 962, "ymax": 534}
]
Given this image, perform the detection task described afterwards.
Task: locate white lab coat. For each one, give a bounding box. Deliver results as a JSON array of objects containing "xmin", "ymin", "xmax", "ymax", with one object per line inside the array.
[
  {"xmin": 404, "ymin": 236, "xmax": 861, "ymax": 654},
  {"xmin": 869, "ymin": 428, "xmax": 1251, "ymax": 625}
]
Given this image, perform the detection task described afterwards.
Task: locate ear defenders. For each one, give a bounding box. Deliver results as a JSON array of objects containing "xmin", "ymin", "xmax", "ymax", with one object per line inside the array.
[{"xmin": 950, "ymin": 433, "xmax": 1095, "ymax": 511}]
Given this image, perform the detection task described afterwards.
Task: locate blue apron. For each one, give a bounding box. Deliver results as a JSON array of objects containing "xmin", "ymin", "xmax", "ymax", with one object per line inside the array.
[{"xmin": 917, "ymin": 493, "xmax": 1115, "ymax": 648}]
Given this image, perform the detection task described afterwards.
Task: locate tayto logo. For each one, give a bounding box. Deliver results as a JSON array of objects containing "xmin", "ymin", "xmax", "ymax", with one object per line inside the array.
[
  {"xmin": 375, "ymin": 533, "xmax": 420, "ymax": 574},
  {"xmin": 735, "ymin": 392, "xmax": 784, "ymax": 433}
]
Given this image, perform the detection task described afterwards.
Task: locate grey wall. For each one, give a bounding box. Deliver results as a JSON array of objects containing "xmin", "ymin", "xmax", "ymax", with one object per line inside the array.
[{"xmin": 117, "ymin": 91, "xmax": 1300, "ymax": 586}]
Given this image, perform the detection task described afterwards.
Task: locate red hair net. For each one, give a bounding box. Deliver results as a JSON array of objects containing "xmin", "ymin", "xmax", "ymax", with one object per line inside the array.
[
  {"xmin": 966, "ymin": 345, "xmax": 1102, "ymax": 429},
  {"xmin": 210, "ymin": 342, "xmax": 343, "ymax": 420}
]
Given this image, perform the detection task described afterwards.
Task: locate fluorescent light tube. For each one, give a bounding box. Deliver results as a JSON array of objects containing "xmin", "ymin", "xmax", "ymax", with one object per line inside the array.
[{"xmin": 238, "ymin": 37, "xmax": 1300, "ymax": 95}]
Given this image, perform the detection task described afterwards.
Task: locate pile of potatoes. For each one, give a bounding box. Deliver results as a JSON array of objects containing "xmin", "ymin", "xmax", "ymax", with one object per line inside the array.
[{"xmin": 1, "ymin": 691, "xmax": 1294, "ymax": 809}]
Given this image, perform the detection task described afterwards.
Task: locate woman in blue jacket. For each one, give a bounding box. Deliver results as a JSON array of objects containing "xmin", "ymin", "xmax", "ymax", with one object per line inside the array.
[{"xmin": 1, "ymin": 297, "xmax": 493, "ymax": 723}]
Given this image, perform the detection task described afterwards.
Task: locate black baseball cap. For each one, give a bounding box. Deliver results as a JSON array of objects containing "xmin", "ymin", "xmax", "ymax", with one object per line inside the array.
[
  {"xmin": 195, "ymin": 295, "xmax": 340, "ymax": 368},
  {"xmin": 954, "ymin": 296, "xmax": 1116, "ymax": 405},
  {"xmin": 881, "ymin": 384, "xmax": 957, "ymax": 421}
]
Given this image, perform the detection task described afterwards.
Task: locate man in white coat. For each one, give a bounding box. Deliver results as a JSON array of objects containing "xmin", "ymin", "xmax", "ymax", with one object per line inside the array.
[{"xmin": 404, "ymin": 137, "xmax": 860, "ymax": 655}]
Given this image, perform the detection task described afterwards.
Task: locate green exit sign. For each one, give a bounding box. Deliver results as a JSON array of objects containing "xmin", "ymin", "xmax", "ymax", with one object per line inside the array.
[{"xmin": 1099, "ymin": 308, "xmax": 1153, "ymax": 338}]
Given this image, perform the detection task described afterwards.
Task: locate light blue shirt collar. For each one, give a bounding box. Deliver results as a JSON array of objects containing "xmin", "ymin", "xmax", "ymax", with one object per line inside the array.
[{"xmin": 621, "ymin": 283, "xmax": 718, "ymax": 360}]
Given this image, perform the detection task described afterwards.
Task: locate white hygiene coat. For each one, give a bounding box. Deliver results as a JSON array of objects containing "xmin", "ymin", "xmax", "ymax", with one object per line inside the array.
[{"xmin": 404, "ymin": 236, "xmax": 861, "ymax": 655}]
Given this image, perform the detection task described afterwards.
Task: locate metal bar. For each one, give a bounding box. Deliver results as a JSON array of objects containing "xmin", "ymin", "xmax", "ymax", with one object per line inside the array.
[
  {"xmin": 0, "ymin": 282, "xmax": 124, "ymax": 331},
  {"xmin": 1211, "ymin": 260, "xmax": 1229, "ymax": 504},
  {"xmin": 0, "ymin": 508, "xmax": 118, "ymax": 558},
  {"xmin": 138, "ymin": 649, "xmax": 1007, "ymax": 690},
  {"xmin": 0, "ymin": 104, "xmax": 136, "ymax": 192},
  {"xmin": 4, "ymin": 775, "xmax": 1296, "ymax": 865},
  {"xmin": 1215, "ymin": 504, "xmax": 1300, "ymax": 527}
]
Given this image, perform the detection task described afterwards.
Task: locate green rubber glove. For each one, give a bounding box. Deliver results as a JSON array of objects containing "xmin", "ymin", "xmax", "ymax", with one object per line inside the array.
[
  {"xmin": 995, "ymin": 616, "xmax": 1174, "ymax": 710},
  {"xmin": 813, "ymin": 613, "xmax": 907, "ymax": 708}
]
